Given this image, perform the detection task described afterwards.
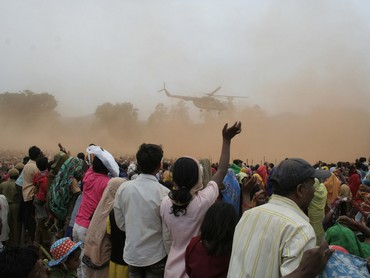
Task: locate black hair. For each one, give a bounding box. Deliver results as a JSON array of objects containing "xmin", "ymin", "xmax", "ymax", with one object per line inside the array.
[
  {"xmin": 0, "ymin": 245, "xmax": 39, "ymax": 277},
  {"xmin": 92, "ymin": 156, "xmax": 108, "ymax": 175},
  {"xmin": 200, "ymin": 201, "xmax": 239, "ymax": 256},
  {"xmin": 163, "ymin": 181, "xmax": 173, "ymax": 190},
  {"xmin": 162, "ymin": 162, "xmax": 170, "ymax": 170},
  {"xmin": 28, "ymin": 146, "xmax": 41, "ymax": 161},
  {"xmin": 136, "ymin": 143, "xmax": 163, "ymax": 174},
  {"xmin": 36, "ymin": 156, "xmax": 48, "ymax": 171},
  {"xmin": 120, "ymin": 163, "xmax": 129, "ymax": 171},
  {"xmin": 359, "ymin": 157, "xmax": 367, "ymax": 163},
  {"xmin": 250, "ymin": 184, "xmax": 262, "ymax": 200},
  {"xmin": 22, "ymin": 156, "xmax": 30, "ymax": 165},
  {"xmin": 233, "ymin": 159, "xmax": 243, "ymax": 166},
  {"xmin": 77, "ymin": 152, "xmax": 85, "ymax": 160},
  {"xmin": 169, "ymin": 157, "xmax": 199, "ymax": 216}
]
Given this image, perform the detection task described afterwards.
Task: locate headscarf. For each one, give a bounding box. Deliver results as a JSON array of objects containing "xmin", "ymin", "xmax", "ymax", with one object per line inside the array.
[
  {"xmin": 252, "ymin": 173, "xmax": 263, "ymax": 189},
  {"xmin": 308, "ymin": 178, "xmax": 328, "ymax": 245},
  {"xmin": 237, "ymin": 172, "xmax": 248, "ymax": 184},
  {"xmin": 326, "ymin": 223, "xmax": 370, "ymax": 259},
  {"xmin": 87, "ymin": 145, "xmax": 119, "ymax": 177},
  {"xmin": 339, "ymin": 184, "xmax": 352, "ymax": 199},
  {"xmin": 349, "ymin": 172, "xmax": 361, "ymax": 197},
  {"xmin": 48, "ymin": 157, "xmax": 86, "ymax": 220},
  {"xmin": 324, "ymin": 173, "xmax": 341, "ymax": 206},
  {"xmin": 240, "ymin": 167, "xmax": 247, "ymax": 173},
  {"xmin": 229, "ymin": 163, "xmax": 241, "ymax": 175},
  {"xmin": 257, "ymin": 165, "xmax": 267, "ymax": 186}
]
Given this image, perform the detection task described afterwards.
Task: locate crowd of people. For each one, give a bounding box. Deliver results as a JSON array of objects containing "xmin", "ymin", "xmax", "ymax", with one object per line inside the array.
[{"xmin": 0, "ymin": 121, "xmax": 370, "ymax": 277}]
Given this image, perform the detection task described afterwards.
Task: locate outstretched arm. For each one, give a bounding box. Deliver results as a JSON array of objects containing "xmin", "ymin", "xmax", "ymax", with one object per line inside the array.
[{"xmin": 211, "ymin": 121, "xmax": 242, "ymax": 187}]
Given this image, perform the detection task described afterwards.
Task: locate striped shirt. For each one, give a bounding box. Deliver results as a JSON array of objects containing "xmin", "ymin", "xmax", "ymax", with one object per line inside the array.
[{"xmin": 227, "ymin": 194, "xmax": 316, "ymax": 278}]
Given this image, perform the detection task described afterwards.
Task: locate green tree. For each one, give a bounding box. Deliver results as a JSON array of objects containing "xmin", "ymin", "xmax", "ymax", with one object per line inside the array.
[
  {"xmin": 0, "ymin": 90, "xmax": 58, "ymax": 123},
  {"xmin": 95, "ymin": 102, "xmax": 139, "ymax": 128},
  {"xmin": 168, "ymin": 100, "xmax": 191, "ymax": 123},
  {"xmin": 148, "ymin": 103, "xmax": 169, "ymax": 126}
]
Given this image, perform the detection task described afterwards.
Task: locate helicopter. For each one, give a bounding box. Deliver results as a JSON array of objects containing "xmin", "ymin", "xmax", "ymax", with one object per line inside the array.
[{"xmin": 158, "ymin": 83, "xmax": 248, "ymax": 112}]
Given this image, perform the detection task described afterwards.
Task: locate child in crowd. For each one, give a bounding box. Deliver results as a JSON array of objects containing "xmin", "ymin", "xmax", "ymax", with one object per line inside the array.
[
  {"xmin": 48, "ymin": 237, "xmax": 82, "ymax": 278},
  {"xmin": 185, "ymin": 201, "xmax": 239, "ymax": 277}
]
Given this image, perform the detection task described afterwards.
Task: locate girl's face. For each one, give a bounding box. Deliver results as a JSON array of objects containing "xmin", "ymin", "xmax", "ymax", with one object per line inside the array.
[{"xmin": 65, "ymin": 248, "xmax": 81, "ymax": 271}]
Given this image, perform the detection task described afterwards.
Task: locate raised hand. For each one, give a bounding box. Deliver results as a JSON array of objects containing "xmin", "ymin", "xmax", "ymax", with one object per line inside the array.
[
  {"xmin": 222, "ymin": 121, "xmax": 242, "ymax": 140},
  {"xmin": 242, "ymin": 175, "xmax": 259, "ymax": 193}
]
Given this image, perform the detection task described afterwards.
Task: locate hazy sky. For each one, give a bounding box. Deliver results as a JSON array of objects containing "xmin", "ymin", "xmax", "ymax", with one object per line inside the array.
[{"xmin": 1, "ymin": 0, "xmax": 370, "ymax": 120}]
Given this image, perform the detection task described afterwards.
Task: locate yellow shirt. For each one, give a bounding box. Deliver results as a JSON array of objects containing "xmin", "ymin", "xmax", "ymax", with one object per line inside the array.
[{"xmin": 228, "ymin": 195, "xmax": 316, "ymax": 278}]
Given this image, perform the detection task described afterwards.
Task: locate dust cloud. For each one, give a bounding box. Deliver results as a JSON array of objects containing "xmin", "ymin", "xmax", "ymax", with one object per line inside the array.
[
  {"xmin": 1, "ymin": 2, "xmax": 370, "ymax": 165},
  {"xmin": 1, "ymin": 100, "xmax": 369, "ymax": 165}
]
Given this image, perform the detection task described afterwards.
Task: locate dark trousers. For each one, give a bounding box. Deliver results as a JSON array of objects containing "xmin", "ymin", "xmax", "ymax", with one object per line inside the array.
[
  {"xmin": 128, "ymin": 256, "xmax": 167, "ymax": 278},
  {"xmin": 23, "ymin": 200, "xmax": 36, "ymax": 244}
]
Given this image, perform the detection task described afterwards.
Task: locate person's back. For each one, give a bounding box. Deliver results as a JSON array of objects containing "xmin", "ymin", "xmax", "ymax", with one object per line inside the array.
[
  {"xmin": 114, "ymin": 143, "xmax": 169, "ymax": 277},
  {"xmin": 22, "ymin": 146, "xmax": 42, "ymax": 202},
  {"xmin": 228, "ymin": 158, "xmax": 332, "ymax": 278},
  {"xmin": 34, "ymin": 156, "xmax": 49, "ymax": 204},
  {"xmin": 75, "ymin": 166, "xmax": 110, "ymax": 229},
  {"xmin": 115, "ymin": 176, "xmax": 169, "ymax": 262},
  {"xmin": 160, "ymin": 175, "xmax": 219, "ymax": 278},
  {"xmin": 0, "ymin": 168, "xmax": 20, "ymax": 246},
  {"xmin": 75, "ymin": 145, "xmax": 119, "ymax": 229},
  {"xmin": 0, "ymin": 168, "xmax": 20, "ymax": 205},
  {"xmin": 22, "ymin": 145, "xmax": 42, "ymax": 244},
  {"xmin": 83, "ymin": 177, "xmax": 126, "ymax": 277},
  {"xmin": 73, "ymin": 145, "xmax": 119, "ymax": 278},
  {"xmin": 229, "ymin": 195, "xmax": 316, "ymax": 277},
  {"xmin": 185, "ymin": 201, "xmax": 239, "ymax": 278},
  {"xmin": 160, "ymin": 122, "xmax": 242, "ymax": 278}
]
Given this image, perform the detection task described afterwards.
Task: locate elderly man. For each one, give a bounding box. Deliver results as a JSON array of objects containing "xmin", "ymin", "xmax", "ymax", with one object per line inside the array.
[{"xmin": 228, "ymin": 158, "xmax": 332, "ymax": 278}]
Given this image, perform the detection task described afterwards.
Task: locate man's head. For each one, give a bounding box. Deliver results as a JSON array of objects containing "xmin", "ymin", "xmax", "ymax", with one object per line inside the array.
[
  {"xmin": 136, "ymin": 143, "xmax": 163, "ymax": 174},
  {"xmin": 28, "ymin": 146, "xmax": 42, "ymax": 161},
  {"xmin": 270, "ymin": 158, "xmax": 331, "ymax": 209},
  {"xmin": 36, "ymin": 156, "xmax": 48, "ymax": 172},
  {"xmin": 8, "ymin": 168, "xmax": 19, "ymax": 179}
]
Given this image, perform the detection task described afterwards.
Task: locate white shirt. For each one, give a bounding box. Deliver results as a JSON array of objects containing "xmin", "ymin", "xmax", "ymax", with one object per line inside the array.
[
  {"xmin": 227, "ymin": 194, "xmax": 316, "ymax": 278},
  {"xmin": 114, "ymin": 174, "xmax": 170, "ymax": 267}
]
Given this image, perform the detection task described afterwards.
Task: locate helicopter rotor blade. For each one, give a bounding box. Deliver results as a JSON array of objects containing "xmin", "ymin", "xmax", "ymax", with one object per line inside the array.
[{"xmin": 206, "ymin": 86, "xmax": 222, "ymax": 96}]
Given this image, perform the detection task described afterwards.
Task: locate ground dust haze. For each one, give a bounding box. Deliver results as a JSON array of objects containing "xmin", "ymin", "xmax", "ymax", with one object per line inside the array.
[{"xmin": 1, "ymin": 101, "xmax": 369, "ymax": 165}]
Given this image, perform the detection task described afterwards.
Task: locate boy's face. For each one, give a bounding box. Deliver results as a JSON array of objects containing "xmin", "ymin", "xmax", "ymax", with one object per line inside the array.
[{"xmin": 65, "ymin": 248, "xmax": 81, "ymax": 271}]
